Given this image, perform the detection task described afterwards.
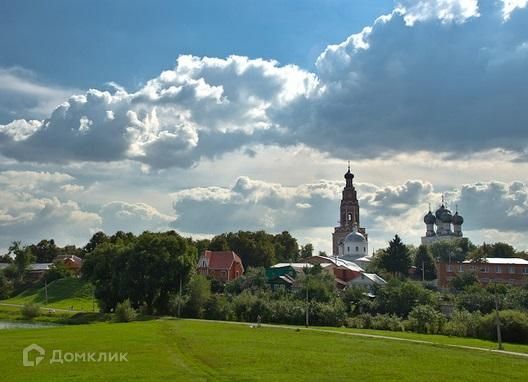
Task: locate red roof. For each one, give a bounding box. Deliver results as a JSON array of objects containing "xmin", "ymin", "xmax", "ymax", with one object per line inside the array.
[{"xmin": 201, "ymin": 250, "xmax": 244, "ymax": 272}]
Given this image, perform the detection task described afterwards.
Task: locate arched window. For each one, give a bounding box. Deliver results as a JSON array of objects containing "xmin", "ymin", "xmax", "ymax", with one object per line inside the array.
[
  {"xmin": 347, "ymin": 247, "xmax": 350, "ymax": 252},
  {"xmin": 355, "ymin": 246, "xmax": 359, "ymax": 252},
  {"xmin": 348, "ymin": 213, "xmax": 352, "ymax": 221},
  {"xmin": 364, "ymin": 247, "xmax": 366, "ymax": 252}
]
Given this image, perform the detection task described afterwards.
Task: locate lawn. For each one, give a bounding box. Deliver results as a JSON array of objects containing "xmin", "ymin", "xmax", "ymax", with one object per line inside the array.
[
  {"xmin": 1, "ymin": 319, "xmax": 526, "ymax": 381},
  {"xmin": 1, "ymin": 277, "xmax": 97, "ymax": 312}
]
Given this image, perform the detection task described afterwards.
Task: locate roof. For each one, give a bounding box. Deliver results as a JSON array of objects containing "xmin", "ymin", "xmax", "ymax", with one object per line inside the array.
[
  {"xmin": 200, "ymin": 250, "xmax": 244, "ymax": 272},
  {"xmin": 0, "ymin": 263, "xmax": 12, "ymax": 270},
  {"xmin": 55, "ymin": 255, "xmax": 83, "ymax": 263},
  {"xmin": 355, "ymin": 255, "xmax": 372, "ymax": 263},
  {"xmin": 349, "ymin": 272, "xmax": 387, "ymax": 286},
  {"xmin": 28, "ymin": 263, "xmax": 53, "ymax": 271},
  {"xmin": 463, "ymin": 258, "xmax": 528, "ymax": 265},
  {"xmin": 306, "ymin": 255, "xmax": 364, "ymax": 272}
]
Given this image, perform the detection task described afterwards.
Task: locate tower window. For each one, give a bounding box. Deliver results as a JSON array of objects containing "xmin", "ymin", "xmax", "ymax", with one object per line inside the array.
[
  {"xmin": 347, "ymin": 247, "xmax": 350, "ymax": 252},
  {"xmin": 348, "ymin": 213, "xmax": 352, "ymax": 221},
  {"xmin": 356, "ymin": 246, "xmax": 359, "ymax": 252}
]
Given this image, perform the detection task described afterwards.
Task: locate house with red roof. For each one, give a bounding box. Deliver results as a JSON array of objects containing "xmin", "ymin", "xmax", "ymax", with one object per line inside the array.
[{"xmin": 197, "ymin": 250, "xmax": 245, "ymax": 282}]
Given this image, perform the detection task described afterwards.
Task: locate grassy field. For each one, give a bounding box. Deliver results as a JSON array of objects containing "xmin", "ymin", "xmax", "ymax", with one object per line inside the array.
[
  {"xmin": 1, "ymin": 319, "xmax": 527, "ymax": 381},
  {"xmin": 1, "ymin": 277, "xmax": 97, "ymax": 311}
]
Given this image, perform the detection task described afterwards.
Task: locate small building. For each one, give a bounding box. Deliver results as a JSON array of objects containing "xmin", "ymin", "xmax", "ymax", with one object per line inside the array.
[
  {"xmin": 54, "ymin": 255, "xmax": 83, "ymax": 275},
  {"xmin": 348, "ymin": 273, "xmax": 386, "ymax": 288},
  {"xmin": 265, "ymin": 262, "xmax": 334, "ymax": 291},
  {"xmin": 437, "ymin": 257, "xmax": 528, "ymax": 288},
  {"xmin": 197, "ymin": 250, "xmax": 244, "ymax": 283}
]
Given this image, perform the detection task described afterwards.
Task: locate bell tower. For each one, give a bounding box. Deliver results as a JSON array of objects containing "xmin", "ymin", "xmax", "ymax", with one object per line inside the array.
[{"xmin": 332, "ymin": 164, "xmax": 367, "ymax": 256}]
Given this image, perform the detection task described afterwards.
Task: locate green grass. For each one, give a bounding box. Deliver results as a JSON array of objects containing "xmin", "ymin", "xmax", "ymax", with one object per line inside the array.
[
  {"xmin": 318, "ymin": 326, "xmax": 528, "ymax": 354},
  {"xmin": 0, "ymin": 319, "xmax": 527, "ymax": 381},
  {"xmin": 1, "ymin": 278, "xmax": 97, "ymax": 311}
]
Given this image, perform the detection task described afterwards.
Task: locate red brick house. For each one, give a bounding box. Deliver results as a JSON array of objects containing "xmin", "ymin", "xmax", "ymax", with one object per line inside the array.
[
  {"xmin": 197, "ymin": 250, "xmax": 244, "ymax": 282},
  {"xmin": 437, "ymin": 257, "xmax": 528, "ymax": 289},
  {"xmin": 55, "ymin": 255, "xmax": 83, "ymax": 275}
]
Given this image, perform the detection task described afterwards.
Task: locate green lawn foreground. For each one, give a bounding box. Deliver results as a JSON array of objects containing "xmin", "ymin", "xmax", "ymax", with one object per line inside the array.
[
  {"xmin": 1, "ymin": 319, "xmax": 527, "ymax": 382},
  {"xmin": 2, "ymin": 278, "xmax": 97, "ymax": 312}
]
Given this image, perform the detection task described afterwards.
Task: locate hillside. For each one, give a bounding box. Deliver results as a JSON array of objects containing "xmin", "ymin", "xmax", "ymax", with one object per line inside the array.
[
  {"xmin": 1, "ymin": 319, "xmax": 527, "ymax": 381},
  {"xmin": 2, "ymin": 277, "xmax": 96, "ymax": 312}
]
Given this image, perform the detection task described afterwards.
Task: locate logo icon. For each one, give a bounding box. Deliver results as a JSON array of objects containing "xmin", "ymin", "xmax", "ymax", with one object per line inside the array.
[{"xmin": 23, "ymin": 344, "xmax": 45, "ymax": 367}]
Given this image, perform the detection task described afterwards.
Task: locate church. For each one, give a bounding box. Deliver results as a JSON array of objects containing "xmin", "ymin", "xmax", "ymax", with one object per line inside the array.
[
  {"xmin": 421, "ymin": 198, "xmax": 464, "ymax": 245},
  {"xmin": 332, "ymin": 165, "xmax": 370, "ymax": 265}
]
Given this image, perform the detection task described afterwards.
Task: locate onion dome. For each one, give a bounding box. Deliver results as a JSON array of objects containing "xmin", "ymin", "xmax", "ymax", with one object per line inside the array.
[
  {"xmin": 424, "ymin": 210, "xmax": 436, "ymax": 224},
  {"xmin": 344, "ymin": 167, "xmax": 354, "ymax": 180},
  {"xmin": 435, "ymin": 204, "xmax": 446, "ymax": 219},
  {"xmin": 440, "ymin": 209, "xmax": 453, "ymax": 223},
  {"xmin": 452, "ymin": 211, "xmax": 464, "ymax": 225}
]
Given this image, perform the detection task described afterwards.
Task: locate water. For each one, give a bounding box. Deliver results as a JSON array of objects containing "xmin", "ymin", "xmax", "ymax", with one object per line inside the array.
[{"xmin": 0, "ymin": 320, "xmax": 60, "ymax": 330}]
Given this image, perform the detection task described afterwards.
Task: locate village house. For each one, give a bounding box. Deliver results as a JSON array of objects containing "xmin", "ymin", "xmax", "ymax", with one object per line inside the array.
[{"xmin": 197, "ymin": 250, "xmax": 244, "ymax": 282}]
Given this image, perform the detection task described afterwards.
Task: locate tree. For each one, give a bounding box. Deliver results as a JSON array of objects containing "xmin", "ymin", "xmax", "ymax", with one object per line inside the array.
[
  {"xmin": 451, "ymin": 272, "xmax": 479, "ymax": 291},
  {"xmin": 297, "ymin": 265, "xmax": 336, "ymax": 303},
  {"xmin": 82, "ymin": 231, "xmax": 197, "ymax": 314},
  {"xmin": 489, "ymin": 242, "xmax": 516, "ymax": 258},
  {"xmin": 27, "ymin": 239, "xmax": 60, "ymax": 263},
  {"xmin": 414, "ymin": 245, "xmax": 436, "ymax": 281},
  {"xmin": 0, "ymin": 271, "xmax": 13, "ymax": 299},
  {"xmin": 84, "ymin": 231, "xmax": 109, "ymax": 254},
  {"xmin": 430, "ymin": 238, "xmax": 472, "ymax": 262},
  {"xmin": 9, "ymin": 242, "xmax": 35, "ymax": 276},
  {"xmin": 186, "ymin": 274, "xmax": 211, "ymax": 318},
  {"xmin": 274, "ymin": 231, "xmax": 300, "ymax": 262},
  {"xmin": 300, "ymin": 243, "xmax": 314, "ymax": 259},
  {"xmin": 375, "ymin": 279, "xmax": 433, "ymax": 317},
  {"xmin": 378, "ymin": 235, "xmax": 411, "ymax": 277}
]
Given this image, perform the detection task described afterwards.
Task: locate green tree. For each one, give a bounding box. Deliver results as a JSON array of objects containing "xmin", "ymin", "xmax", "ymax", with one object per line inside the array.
[
  {"xmin": 186, "ymin": 274, "xmax": 211, "ymax": 318},
  {"xmin": 378, "ymin": 235, "xmax": 411, "ymax": 277},
  {"xmin": 9, "ymin": 242, "xmax": 35, "ymax": 276},
  {"xmin": 297, "ymin": 265, "xmax": 336, "ymax": 303},
  {"xmin": 375, "ymin": 279, "xmax": 433, "ymax": 317},
  {"xmin": 300, "ymin": 243, "xmax": 314, "ymax": 259},
  {"xmin": 414, "ymin": 245, "xmax": 436, "ymax": 280},
  {"xmin": 0, "ymin": 271, "xmax": 13, "ymax": 299}
]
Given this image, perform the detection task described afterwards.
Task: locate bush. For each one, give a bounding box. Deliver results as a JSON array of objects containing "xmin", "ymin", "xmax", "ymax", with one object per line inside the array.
[
  {"xmin": 408, "ymin": 305, "xmax": 445, "ymax": 334},
  {"xmin": 115, "ymin": 299, "xmax": 137, "ymax": 322},
  {"xmin": 443, "ymin": 309, "xmax": 481, "ymax": 338},
  {"xmin": 20, "ymin": 303, "xmax": 41, "ymax": 320},
  {"xmin": 478, "ymin": 310, "xmax": 528, "ymax": 344},
  {"xmin": 371, "ymin": 314, "xmax": 404, "ymax": 331},
  {"xmin": 345, "ymin": 313, "xmax": 403, "ymax": 331}
]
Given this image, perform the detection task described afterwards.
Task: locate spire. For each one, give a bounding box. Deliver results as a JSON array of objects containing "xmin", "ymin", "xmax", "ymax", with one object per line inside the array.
[
  {"xmin": 347, "ymin": 160, "xmax": 350, "ymax": 172},
  {"xmin": 428, "ymin": 202, "xmax": 431, "ymax": 212}
]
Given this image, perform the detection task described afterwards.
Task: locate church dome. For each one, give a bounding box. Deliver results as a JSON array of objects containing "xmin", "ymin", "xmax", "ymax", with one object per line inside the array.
[
  {"xmin": 424, "ymin": 211, "xmax": 436, "ymax": 224},
  {"xmin": 440, "ymin": 209, "xmax": 453, "ymax": 223},
  {"xmin": 452, "ymin": 211, "xmax": 464, "ymax": 225},
  {"xmin": 435, "ymin": 204, "xmax": 446, "ymax": 219},
  {"xmin": 344, "ymin": 230, "xmax": 366, "ymax": 243}
]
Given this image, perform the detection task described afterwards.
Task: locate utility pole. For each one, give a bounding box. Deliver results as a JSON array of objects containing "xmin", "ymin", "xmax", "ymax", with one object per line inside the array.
[
  {"xmin": 92, "ymin": 287, "xmax": 95, "ymax": 312},
  {"xmin": 305, "ymin": 285, "xmax": 310, "ymax": 328},
  {"xmin": 44, "ymin": 280, "xmax": 48, "ymax": 305},
  {"xmin": 178, "ymin": 275, "xmax": 182, "ymax": 318},
  {"xmin": 494, "ymin": 286, "xmax": 503, "ymax": 350}
]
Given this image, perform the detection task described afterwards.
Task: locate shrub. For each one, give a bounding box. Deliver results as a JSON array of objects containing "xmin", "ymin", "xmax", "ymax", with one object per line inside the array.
[
  {"xmin": 443, "ymin": 309, "xmax": 481, "ymax": 337},
  {"xmin": 478, "ymin": 310, "xmax": 528, "ymax": 344},
  {"xmin": 371, "ymin": 314, "xmax": 404, "ymax": 331},
  {"xmin": 20, "ymin": 303, "xmax": 41, "ymax": 320},
  {"xmin": 115, "ymin": 299, "xmax": 137, "ymax": 322},
  {"xmin": 345, "ymin": 314, "xmax": 373, "ymax": 329},
  {"xmin": 408, "ymin": 305, "xmax": 445, "ymax": 334}
]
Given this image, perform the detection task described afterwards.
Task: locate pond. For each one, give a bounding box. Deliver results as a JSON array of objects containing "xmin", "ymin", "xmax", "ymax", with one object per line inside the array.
[{"xmin": 0, "ymin": 320, "xmax": 60, "ymax": 330}]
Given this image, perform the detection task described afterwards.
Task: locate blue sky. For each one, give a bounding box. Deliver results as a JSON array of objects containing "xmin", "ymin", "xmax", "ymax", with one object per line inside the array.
[
  {"xmin": 1, "ymin": 0, "xmax": 528, "ymax": 254},
  {"xmin": 0, "ymin": 0, "xmax": 392, "ymax": 89}
]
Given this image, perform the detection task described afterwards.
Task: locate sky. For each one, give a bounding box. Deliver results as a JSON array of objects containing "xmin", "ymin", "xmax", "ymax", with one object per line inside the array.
[{"xmin": 1, "ymin": 0, "xmax": 528, "ymax": 255}]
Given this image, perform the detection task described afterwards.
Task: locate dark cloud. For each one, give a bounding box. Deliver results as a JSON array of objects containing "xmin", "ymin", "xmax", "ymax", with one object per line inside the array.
[
  {"xmin": 453, "ymin": 181, "xmax": 528, "ymax": 231},
  {"xmin": 1, "ymin": 2, "xmax": 528, "ymax": 168}
]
